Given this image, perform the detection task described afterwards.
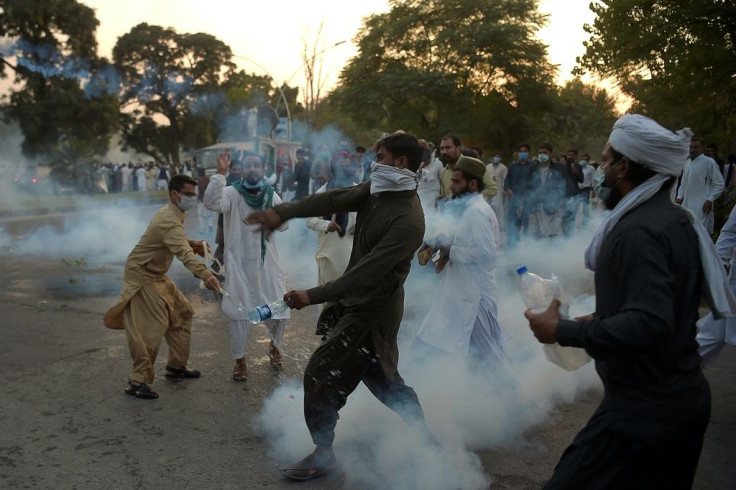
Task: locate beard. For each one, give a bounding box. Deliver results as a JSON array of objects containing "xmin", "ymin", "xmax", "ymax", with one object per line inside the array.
[
  {"xmin": 603, "ymin": 184, "xmax": 623, "ymax": 210},
  {"xmin": 440, "ymin": 154, "xmax": 454, "ymax": 166},
  {"xmin": 244, "ymin": 173, "xmax": 262, "ymax": 186}
]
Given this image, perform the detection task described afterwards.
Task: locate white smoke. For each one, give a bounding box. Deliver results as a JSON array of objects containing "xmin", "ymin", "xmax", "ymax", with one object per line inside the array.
[{"xmin": 254, "ymin": 206, "xmax": 607, "ymax": 488}]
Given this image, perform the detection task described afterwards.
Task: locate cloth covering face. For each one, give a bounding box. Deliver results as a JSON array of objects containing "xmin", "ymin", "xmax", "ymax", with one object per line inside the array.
[
  {"xmin": 414, "ymin": 194, "xmax": 507, "ymax": 358},
  {"xmin": 203, "ymin": 174, "xmax": 289, "ymax": 321}
]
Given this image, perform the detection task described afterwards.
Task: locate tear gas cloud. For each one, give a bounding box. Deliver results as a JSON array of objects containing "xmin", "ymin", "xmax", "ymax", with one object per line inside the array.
[{"xmin": 257, "ymin": 206, "xmax": 606, "ymax": 489}]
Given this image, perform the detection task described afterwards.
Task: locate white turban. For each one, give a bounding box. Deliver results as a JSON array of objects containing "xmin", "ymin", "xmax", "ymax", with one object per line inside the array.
[{"xmin": 608, "ymin": 113, "xmax": 692, "ymax": 177}]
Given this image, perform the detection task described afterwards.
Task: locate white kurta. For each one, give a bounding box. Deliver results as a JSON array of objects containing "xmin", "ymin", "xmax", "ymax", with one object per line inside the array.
[
  {"xmin": 135, "ymin": 167, "xmax": 147, "ymax": 192},
  {"xmin": 487, "ymin": 163, "xmax": 507, "ymax": 230},
  {"xmin": 203, "ymin": 174, "xmax": 290, "ymax": 321},
  {"xmin": 677, "ymin": 154, "xmax": 724, "ymax": 234},
  {"xmin": 417, "ymin": 158, "xmax": 443, "ymax": 212},
  {"xmin": 697, "ymin": 204, "xmax": 736, "ymax": 366},
  {"xmin": 305, "ymin": 183, "xmax": 355, "ymax": 286},
  {"xmin": 414, "ymin": 194, "xmax": 506, "ymax": 358}
]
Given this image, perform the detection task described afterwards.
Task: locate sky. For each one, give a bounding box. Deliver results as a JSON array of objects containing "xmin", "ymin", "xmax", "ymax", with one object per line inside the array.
[{"xmin": 81, "ymin": 0, "xmax": 598, "ymax": 93}]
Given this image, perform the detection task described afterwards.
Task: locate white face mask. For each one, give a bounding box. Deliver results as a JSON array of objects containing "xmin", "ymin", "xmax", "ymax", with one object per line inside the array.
[
  {"xmin": 579, "ymin": 160, "xmax": 589, "ymax": 167},
  {"xmin": 593, "ymin": 158, "xmax": 624, "ymax": 203},
  {"xmin": 177, "ymin": 193, "xmax": 198, "ymax": 212}
]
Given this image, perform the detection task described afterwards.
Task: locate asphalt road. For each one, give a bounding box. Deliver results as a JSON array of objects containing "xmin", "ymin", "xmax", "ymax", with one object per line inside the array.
[{"xmin": 1, "ymin": 208, "xmax": 734, "ymax": 489}]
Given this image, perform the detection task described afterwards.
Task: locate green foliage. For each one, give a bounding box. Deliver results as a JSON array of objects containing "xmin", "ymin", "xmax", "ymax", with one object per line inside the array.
[
  {"xmin": 576, "ymin": 0, "xmax": 736, "ymax": 150},
  {"xmin": 113, "ymin": 23, "xmax": 236, "ymax": 163},
  {"xmin": 0, "ymin": 0, "xmax": 118, "ymax": 167},
  {"xmin": 332, "ymin": 0, "xmax": 561, "ymax": 152}
]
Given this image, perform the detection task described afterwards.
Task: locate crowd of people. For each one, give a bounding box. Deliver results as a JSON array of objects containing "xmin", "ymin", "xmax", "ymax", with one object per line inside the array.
[{"xmin": 104, "ymin": 117, "xmax": 736, "ymax": 487}]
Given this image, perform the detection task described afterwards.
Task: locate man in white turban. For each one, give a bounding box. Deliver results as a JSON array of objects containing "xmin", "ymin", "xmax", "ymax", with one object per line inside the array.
[{"xmin": 524, "ymin": 114, "xmax": 736, "ymax": 489}]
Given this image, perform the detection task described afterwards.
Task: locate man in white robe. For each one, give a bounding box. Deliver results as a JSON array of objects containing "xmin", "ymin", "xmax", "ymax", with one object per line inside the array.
[
  {"xmin": 413, "ymin": 156, "xmax": 508, "ymax": 364},
  {"xmin": 416, "ymin": 140, "xmax": 443, "ymax": 212},
  {"xmin": 676, "ymin": 137, "xmax": 724, "ymax": 234},
  {"xmin": 697, "ymin": 203, "xmax": 736, "ymax": 365},
  {"xmin": 204, "ymin": 151, "xmax": 289, "ymax": 381}
]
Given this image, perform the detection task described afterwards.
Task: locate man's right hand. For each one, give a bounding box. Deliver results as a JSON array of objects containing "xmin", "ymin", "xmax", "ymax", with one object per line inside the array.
[
  {"xmin": 217, "ymin": 151, "xmax": 231, "ymax": 175},
  {"xmin": 326, "ymin": 221, "xmax": 342, "ymax": 233},
  {"xmin": 244, "ymin": 208, "xmax": 284, "ymax": 236}
]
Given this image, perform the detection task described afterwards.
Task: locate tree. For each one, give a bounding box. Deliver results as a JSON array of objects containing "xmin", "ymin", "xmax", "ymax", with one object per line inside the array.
[
  {"xmin": 536, "ymin": 79, "xmax": 618, "ymax": 156},
  {"xmin": 333, "ymin": 0, "xmax": 556, "ymax": 146},
  {"xmin": 576, "ymin": 0, "xmax": 736, "ymax": 149},
  {"xmin": 113, "ymin": 23, "xmax": 236, "ymax": 163},
  {"xmin": 0, "ymin": 0, "xmax": 119, "ymax": 177}
]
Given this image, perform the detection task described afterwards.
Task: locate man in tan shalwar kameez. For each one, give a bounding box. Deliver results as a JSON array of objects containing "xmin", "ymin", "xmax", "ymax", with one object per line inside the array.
[{"xmin": 104, "ymin": 175, "xmax": 221, "ymax": 399}]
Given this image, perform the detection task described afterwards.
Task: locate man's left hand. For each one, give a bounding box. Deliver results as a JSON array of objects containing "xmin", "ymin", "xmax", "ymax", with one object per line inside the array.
[
  {"xmin": 283, "ymin": 290, "xmax": 310, "ymax": 310},
  {"xmin": 524, "ymin": 299, "xmax": 561, "ymax": 344},
  {"xmin": 703, "ymin": 200, "xmax": 713, "ymax": 214}
]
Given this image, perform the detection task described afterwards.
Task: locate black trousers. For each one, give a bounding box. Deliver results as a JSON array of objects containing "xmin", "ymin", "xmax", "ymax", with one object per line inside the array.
[
  {"xmin": 544, "ymin": 388, "xmax": 711, "ymax": 490},
  {"xmin": 303, "ymin": 319, "xmax": 425, "ymax": 447}
]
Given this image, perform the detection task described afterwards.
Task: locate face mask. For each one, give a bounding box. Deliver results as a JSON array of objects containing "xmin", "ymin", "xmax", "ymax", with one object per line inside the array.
[
  {"xmin": 579, "ymin": 160, "xmax": 589, "ymax": 167},
  {"xmin": 492, "ymin": 156, "xmax": 501, "ymax": 164},
  {"xmin": 177, "ymin": 193, "xmax": 198, "ymax": 212},
  {"xmin": 593, "ymin": 158, "xmax": 624, "ymax": 204},
  {"xmin": 538, "ymin": 153, "xmax": 550, "ymax": 163},
  {"xmin": 518, "ymin": 152, "xmax": 528, "ymax": 161}
]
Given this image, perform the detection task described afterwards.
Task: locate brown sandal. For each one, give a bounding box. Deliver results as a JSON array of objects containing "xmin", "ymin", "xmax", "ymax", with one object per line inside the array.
[
  {"xmin": 232, "ymin": 358, "xmax": 247, "ymax": 381},
  {"xmin": 269, "ymin": 341, "xmax": 283, "ymax": 368}
]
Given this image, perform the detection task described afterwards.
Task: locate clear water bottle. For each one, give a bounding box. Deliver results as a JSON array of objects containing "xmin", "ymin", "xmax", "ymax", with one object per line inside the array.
[
  {"xmin": 247, "ymin": 299, "xmax": 289, "ymax": 324},
  {"xmin": 516, "ymin": 265, "xmax": 553, "ymax": 314}
]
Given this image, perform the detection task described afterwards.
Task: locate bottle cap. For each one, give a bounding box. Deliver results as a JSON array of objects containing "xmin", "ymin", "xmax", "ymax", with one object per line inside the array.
[{"xmin": 516, "ymin": 265, "xmax": 528, "ymax": 276}]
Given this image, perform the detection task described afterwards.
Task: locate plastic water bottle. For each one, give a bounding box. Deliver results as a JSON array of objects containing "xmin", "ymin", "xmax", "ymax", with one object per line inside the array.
[
  {"xmin": 517, "ymin": 265, "xmax": 590, "ymax": 371},
  {"xmin": 247, "ymin": 299, "xmax": 289, "ymax": 324},
  {"xmin": 516, "ymin": 265, "xmax": 553, "ymax": 314}
]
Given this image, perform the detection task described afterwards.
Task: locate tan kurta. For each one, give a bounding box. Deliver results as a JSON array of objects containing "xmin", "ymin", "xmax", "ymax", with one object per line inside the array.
[
  {"xmin": 104, "ymin": 203, "xmax": 213, "ymax": 384},
  {"xmin": 439, "ymin": 163, "xmax": 498, "ymax": 201}
]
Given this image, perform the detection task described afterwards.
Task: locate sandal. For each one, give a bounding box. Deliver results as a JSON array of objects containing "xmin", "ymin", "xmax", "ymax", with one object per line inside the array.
[
  {"xmin": 165, "ymin": 365, "xmax": 201, "ymax": 379},
  {"xmin": 280, "ymin": 453, "xmax": 337, "ymax": 481},
  {"xmin": 232, "ymin": 358, "xmax": 247, "ymax": 381},
  {"xmin": 125, "ymin": 381, "xmax": 159, "ymax": 399},
  {"xmin": 269, "ymin": 341, "xmax": 283, "ymax": 368}
]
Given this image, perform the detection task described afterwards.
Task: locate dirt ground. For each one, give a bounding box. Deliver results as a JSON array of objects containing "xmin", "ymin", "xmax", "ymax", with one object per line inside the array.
[{"xmin": 1, "ymin": 251, "xmax": 734, "ymax": 489}]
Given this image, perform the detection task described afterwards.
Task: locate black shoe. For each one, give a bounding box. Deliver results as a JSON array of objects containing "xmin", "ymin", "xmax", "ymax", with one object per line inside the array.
[
  {"xmin": 125, "ymin": 381, "xmax": 159, "ymax": 399},
  {"xmin": 165, "ymin": 365, "xmax": 201, "ymax": 379}
]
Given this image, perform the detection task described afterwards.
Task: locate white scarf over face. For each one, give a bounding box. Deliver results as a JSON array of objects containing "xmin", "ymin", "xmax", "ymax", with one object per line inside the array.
[
  {"xmin": 369, "ymin": 161, "xmax": 419, "ymax": 194},
  {"xmin": 585, "ymin": 113, "xmax": 736, "ymax": 319}
]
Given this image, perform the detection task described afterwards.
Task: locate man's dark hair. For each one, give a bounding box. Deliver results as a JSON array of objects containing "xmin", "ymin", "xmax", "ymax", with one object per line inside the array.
[
  {"xmin": 241, "ymin": 151, "xmax": 264, "ymax": 166},
  {"xmin": 461, "ymin": 148, "xmax": 480, "ymax": 159},
  {"xmin": 441, "ymin": 134, "xmax": 462, "ymax": 147},
  {"xmin": 458, "ymin": 170, "xmax": 485, "ymax": 192},
  {"xmin": 169, "ymin": 174, "xmax": 197, "ymax": 193},
  {"xmin": 611, "ymin": 148, "xmax": 657, "ymax": 187},
  {"xmin": 581, "ymin": 153, "xmax": 590, "ymax": 160},
  {"xmin": 471, "ymin": 146, "xmax": 483, "ymax": 159},
  {"xmin": 567, "ymin": 149, "xmax": 579, "ymax": 155},
  {"xmin": 355, "ymin": 146, "xmax": 366, "ymax": 153},
  {"xmin": 691, "ymin": 137, "xmax": 705, "ymax": 146},
  {"xmin": 706, "ymin": 143, "xmax": 718, "ymax": 152},
  {"xmin": 378, "ymin": 133, "xmax": 424, "ymax": 172},
  {"xmin": 517, "ymin": 143, "xmax": 531, "ymax": 152},
  {"xmin": 296, "ymin": 148, "xmax": 306, "ymax": 155},
  {"xmin": 539, "ymin": 142, "xmax": 553, "ymax": 152}
]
